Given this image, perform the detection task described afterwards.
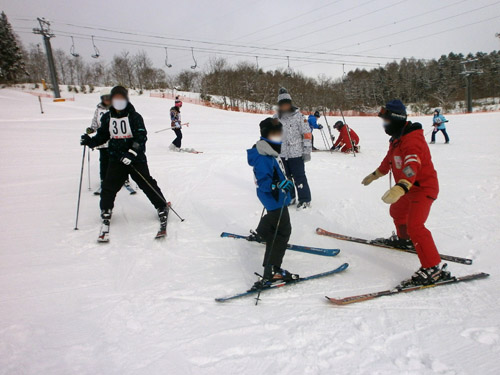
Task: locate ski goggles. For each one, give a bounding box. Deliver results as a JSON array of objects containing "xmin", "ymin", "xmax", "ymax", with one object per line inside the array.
[{"xmin": 378, "ymin": 107, "xmax": 407, "ymax": 121}]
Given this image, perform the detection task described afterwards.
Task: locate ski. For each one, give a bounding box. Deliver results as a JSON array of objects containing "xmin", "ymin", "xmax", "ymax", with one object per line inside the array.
[
  {"xmin": 316, "ymin": 228, "xmax": 473, "ymax": 265},
  {"xmin": 216, "ymin": 263, "xmax": 349, "ymax": 302},
  {"xmin": 326, "ymin": 272, "xmax": 489, "ymax": 305},
  {"xmin": 123, "ymin": 181, "xmax": 137, "ymax": 195},
  {"xmin": 180, "ymin": 148, "xmax": 203, "ymax": 154},
  {"xmin": 98, "ymin": 219, "xmax": 110, "ymax": 243},
  {"xmin": 221, "ymin": 232, "xmax": 340, "ymax": 257}
]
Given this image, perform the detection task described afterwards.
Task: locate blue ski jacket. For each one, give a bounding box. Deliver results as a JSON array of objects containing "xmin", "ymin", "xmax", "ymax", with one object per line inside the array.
[
  {"xmin": 247, "ymin": 139, "xmax": 291, "ymax": 211},
  {"xmin": 433, "ymin": 114, "xmax": 447, "ymax": 130},
  {"xmin": 308, "ymin": 115, "xmax": 321, "ymax": 130}
]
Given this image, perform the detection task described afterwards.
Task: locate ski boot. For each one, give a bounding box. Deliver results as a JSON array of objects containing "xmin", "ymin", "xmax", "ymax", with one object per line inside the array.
[
  {"xmin": 155, "ymin": 206, "xmax": 169, "ymax": 239},
  {"xmin": 398, "ymin": 263, "xmax": 452, "ymax": 289},
  {"xmin": 250, "ymin": 266, "xmax": 299, "ymax": 291},
  {"xmin": 247, "ymin": 229, "xmax": 263, "ymax": 243},
  {"xmin": 98, "ymin": 209, "xmax": 112, "ymax": 242},
  {"xmin": 373, "ymin": 232, "xmax": 414, "ymax": 249},
  {"xmin": 297, "ymin": 201, "xmax": 311, "ymax": 210}
]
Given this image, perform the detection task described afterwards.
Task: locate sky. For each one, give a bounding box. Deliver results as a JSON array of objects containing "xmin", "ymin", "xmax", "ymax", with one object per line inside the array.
[{"xmin": 3, "ymin": 0, "xmax": 500, "ymax": 80}]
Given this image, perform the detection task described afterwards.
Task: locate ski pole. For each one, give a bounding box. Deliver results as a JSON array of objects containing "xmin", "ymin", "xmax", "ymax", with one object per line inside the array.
[
  {"xmin": 87, "ymin": 150, "xmax": 91, "ymax": 190},
  {"xmin": 74, "ymin": 146, "xmax": 86, "ymax": 230},
  {"xmin": 339, "ymin": 108, "xmax": 356, "ymax": 158},
  {"xmin": 322, "ymin": 109, "xmax": 336, "ymax": 149},
  {"xmin": 129, "ymin": 164, "xmax": 185, "ymax": 222},
  {"xmin": 155, "ymin": 123, "xmax": 190, "ymax": 133},
  {"xmin": 320, "ymin": 128, "xmax": 331, "ymax": 150},
  {"xmin": 255, "ymin": 197, "xmax": 287, "ymax": 306},
  {"xmin": 38, "ymin": 96, "xmax": 44, "ymax": 114}
]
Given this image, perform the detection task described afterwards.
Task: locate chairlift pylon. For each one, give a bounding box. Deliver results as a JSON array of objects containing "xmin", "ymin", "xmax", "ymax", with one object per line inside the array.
[{"xmin": 285, "ymin": 56, "xmax": 292, "ymax": 77}]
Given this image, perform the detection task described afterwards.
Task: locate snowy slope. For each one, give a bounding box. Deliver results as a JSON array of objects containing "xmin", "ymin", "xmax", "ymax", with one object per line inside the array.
[{"xmin": 0, "ymin": 89, "xmax": 499, "ymax": 375}]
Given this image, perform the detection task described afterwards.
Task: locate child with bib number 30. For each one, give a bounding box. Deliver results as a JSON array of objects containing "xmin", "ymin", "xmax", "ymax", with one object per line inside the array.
[{"xmin": 80, "ymin": 86, "xmax": 169, "ymax": 236}]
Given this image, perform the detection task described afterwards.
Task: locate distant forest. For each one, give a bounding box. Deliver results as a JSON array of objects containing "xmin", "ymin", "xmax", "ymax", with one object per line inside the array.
[{"xmin": 2, "ymin": 12, "xmax": 499, "ymax": 113}]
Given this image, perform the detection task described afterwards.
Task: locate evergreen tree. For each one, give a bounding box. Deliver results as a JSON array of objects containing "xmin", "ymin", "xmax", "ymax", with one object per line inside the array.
[{"xmin": 0, "ymin": 11, "xmax": 25, "ymax": 82}]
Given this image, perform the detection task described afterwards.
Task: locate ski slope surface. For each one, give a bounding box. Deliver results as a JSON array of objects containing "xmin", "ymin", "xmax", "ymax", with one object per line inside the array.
[{"xmin": 0, "ymin": 89, "xmax": 499, "ymax": 375}]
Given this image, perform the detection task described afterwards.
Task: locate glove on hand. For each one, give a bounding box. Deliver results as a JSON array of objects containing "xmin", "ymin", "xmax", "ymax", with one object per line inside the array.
[
  {"xmin": 277, "ymin": 179, "xmax": 294, "ymax": 193},
  {"xmin": 381, "ymin": 180, "xmax": 411, "ymax": 204},
  {"xmin": 302, "ymin": 153, "xmax": 311, "ymax": 163},
  {"xmin": 318, "ymin": 124, "xmax": 323, "ymax": 129},
  {"xmin": 80, "ymin": 134, "xmax": 92, "ymax": 146},
  {"xmin": 121, "ymin": 149, "xmax": 138, "ymax": 166},
  {"xmin": 361, "ymin": 169, "xmax": 384, "ymax": 186}
]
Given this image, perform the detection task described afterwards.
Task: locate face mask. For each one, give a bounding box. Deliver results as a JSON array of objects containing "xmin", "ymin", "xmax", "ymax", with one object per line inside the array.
[
  {"xmin": 112, "ymin": 98, "xmax": 127, "ymax": 111},
  {"xmin": 268, "ymin": 135, "xmax": 282, "ymax": 144}
]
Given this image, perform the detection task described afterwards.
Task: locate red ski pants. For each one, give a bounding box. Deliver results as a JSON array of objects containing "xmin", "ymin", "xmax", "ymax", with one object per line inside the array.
[{"xmin": 389, "ymin": 190, "xmax": 441, "ymax": 268}]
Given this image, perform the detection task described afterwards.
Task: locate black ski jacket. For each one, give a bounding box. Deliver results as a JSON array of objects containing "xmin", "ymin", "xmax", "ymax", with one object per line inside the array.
[{"xmin": 87, "ymin": 103, "xmax": 148, "ymax": 162}]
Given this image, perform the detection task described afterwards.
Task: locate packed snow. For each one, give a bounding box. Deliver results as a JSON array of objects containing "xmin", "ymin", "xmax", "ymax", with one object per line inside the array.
[{"xmin": 0, "ymin": 89, "xmax": 499, "ymax": 375}]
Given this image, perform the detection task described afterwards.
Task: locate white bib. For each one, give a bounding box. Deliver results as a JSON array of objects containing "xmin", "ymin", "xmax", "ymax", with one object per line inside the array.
[
  {"xmin": 97, "ymin": 109, "xmax": 108, "ymax": 128},
  {"xmin": 109, "ymin": 116, "xmax": 133, "ymax": 139}
]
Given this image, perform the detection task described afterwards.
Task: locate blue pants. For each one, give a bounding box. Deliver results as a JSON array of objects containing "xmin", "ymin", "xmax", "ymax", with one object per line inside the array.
[
  {"xmin": 431, "ymin": 128, "xmax": 449, "ymax": 143},
  {"xmin": 281, "ymin": 157, "xmax": 311, "ymax": 203}
]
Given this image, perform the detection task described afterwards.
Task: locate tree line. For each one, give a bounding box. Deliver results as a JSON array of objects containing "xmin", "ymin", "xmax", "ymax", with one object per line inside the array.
[{"xmin": 1, "ymin": 12, "xmax": 498, "ymax": 112}]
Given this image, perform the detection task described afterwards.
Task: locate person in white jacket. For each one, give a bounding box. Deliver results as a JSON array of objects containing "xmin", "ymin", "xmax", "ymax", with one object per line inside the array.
[
  {"xmin": 86, "ymin": 88, "xmax": 111, "ymax": 194},
  {"xmin": 273, "ymin": 88, "xmax": 313, "ymax": 209}
]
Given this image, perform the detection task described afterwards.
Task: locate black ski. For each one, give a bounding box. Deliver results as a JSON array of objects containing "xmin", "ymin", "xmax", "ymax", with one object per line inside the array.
[
  {"xmin": 326, "ymin": 272, "xmax": 489, "ymax": 305},
  {"xmin": 316, "ymin": 228, "xmax": 473, "ymax": 265}
]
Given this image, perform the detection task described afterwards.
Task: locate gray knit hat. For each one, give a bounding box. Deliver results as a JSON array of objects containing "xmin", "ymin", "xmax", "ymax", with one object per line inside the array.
[{"xmin": 278, "ymin": 87, "xmax": 292, "ymax": 104}]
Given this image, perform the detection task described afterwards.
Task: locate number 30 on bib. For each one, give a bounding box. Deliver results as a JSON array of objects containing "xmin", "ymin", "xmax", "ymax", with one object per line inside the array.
[{"xmin": 110, "ymin": 117, "xmax": 133, "ymax": 139}]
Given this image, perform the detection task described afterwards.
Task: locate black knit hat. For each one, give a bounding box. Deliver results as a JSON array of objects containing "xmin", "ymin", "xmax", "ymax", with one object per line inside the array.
[
  {"xmin": 334, "ymin": 120, "xmax": 344, "ymax": 129},
  {"xmin": 313, "ymin": 110, "xmax": 320, "ymax": 117},
  {"xmin": 259, "ymin": 117, "xmax": 282, "ymax": 139},
  {"xmin": 110, "ymin": 85, "xmax": 129, "ymax": 100}
]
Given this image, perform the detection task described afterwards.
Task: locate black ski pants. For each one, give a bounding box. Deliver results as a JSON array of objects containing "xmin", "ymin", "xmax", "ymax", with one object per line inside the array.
[
  {"xmin": 100, "ymin": 161, "xmax": 166, "ymax": 211},
  {"xmin": 256, "ymin": 206, "xmax": 291, "ymax": 271},
  {"xmin": 172, "ymin": 128, "xmax": 183, "ymax": 148},
  {"xmin": 99, "ymin": 148, "xmax": 109, "ymax": 182}
]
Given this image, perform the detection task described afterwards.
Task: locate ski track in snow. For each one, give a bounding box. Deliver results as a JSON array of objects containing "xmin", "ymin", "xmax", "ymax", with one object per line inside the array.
[{"xmin": 0, "ymin": 88, "xmax": 499, "ymax": 374}]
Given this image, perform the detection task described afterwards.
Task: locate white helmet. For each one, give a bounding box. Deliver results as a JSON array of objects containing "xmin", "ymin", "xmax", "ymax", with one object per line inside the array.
[{"xmin": 100, "ymin": 87, "xmax": 112, "ymax": 97}]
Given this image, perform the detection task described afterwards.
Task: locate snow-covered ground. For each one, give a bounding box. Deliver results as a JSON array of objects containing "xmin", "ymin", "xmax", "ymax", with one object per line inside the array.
[{"xmin": 0, "ymin": 89, "xmax": 499, "ymax": 375}]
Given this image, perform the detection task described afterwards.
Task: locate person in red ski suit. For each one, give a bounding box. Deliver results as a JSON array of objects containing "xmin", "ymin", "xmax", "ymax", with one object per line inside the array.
[
  {"xmin": 361, "ymin": 100, "xmax": 451, "ymax": 288},
  {"xmin": 332, "ymin": 121, "xmax": 359, "ymax": 153}
]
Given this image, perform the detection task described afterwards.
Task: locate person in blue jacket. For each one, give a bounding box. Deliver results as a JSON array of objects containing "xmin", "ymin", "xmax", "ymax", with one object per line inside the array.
[
  {"xmin": 307, "ymin": 110, "xmax": 323, "ymax": 150},
  {"xmin": 430, "ymin": 108, "xmax": 450, "ymax": 144},
  {"xmin": 247, "ymin": 117, "xmax": 298, "ymax": 288}
]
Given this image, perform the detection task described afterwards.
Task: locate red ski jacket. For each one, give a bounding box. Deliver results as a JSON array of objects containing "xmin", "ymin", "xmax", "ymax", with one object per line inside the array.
[
  {"xmin": 334, "ymin": 125, "xmax": 359, "ymax": 147},
  {"xmin": 378, "ymin": 122, "xmax": 439, "ymax": 198}
]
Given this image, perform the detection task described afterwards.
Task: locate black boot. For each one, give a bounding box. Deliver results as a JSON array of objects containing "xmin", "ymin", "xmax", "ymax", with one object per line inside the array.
[
  {"xmin": 101, "ymin": 209, "xmax": 112, "ymax": 220},
  {"xmin": 373, "ymin": 232, "xmax": 414, "ymax": 249},
  {"xmin": 398, "ymin": 263, "xmax": 452, "ymax": 289},
  {"xmin": 250, "ymin": 266, "xmax": 299, "ymax": 291},
  {"xmin": 247, "ymin": 230, "xmax": 263, "ymax": 243},
  {"xmin": 157, "ymin": 206, "xmax": 169, "ymax": 228}
]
